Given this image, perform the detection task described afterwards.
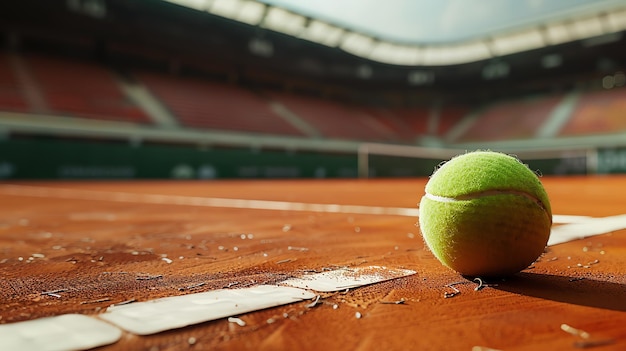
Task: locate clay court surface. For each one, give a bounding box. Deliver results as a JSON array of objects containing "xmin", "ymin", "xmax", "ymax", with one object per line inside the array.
[{"xmin": 1, "ymin": 176, "xmax": 625, "ymax": 350}]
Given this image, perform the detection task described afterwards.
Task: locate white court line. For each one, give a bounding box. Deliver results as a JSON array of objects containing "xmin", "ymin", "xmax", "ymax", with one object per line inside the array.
[
  {"xmin": 0, "ymin": 314, "xmax": 121, "ymax": 351},
  {"xmin": 101, "ymin": 266, "xmax": 416, "ymax": 336},
  {"xmin": 0, "ymin": 184, "xmax": 594, "ymax": 223},
  {"xmin": 0, "ymin": 265, "xmax": 416, "ymax": 350},
  {"xmin": 552, "ymin": 214, "xmax": 594, "ymax": 224},
  {"xmin": 548, "ymin": 214, "xmax": 626, "ymax": 246},
  {"xmin": 100, "ymin": 285, "xmax": 316, "ymax": 335},
  {"xmin": 0, "ymin": 184, "xmax": 419, "ymax": 217},
  {"xmin": 282, "ymin": 266, "xmax": 416, "ymax": 292}
]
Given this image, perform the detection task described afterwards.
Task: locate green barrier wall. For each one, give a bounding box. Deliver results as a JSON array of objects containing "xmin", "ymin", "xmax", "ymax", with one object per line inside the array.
[
  {"xmin": 0, "ymin": 138, "xmax": 357, "ymax": 179},
  {"xmin": 367, "ymin": 154, "xmax": 587, "ymax": 177},
  {"xmin": 598, "ymin": 148, "xmax": 626, "ymax": 174},
  {"xmin": 0, "ymin": 138, "xmax": 592, "ymax": 179}
]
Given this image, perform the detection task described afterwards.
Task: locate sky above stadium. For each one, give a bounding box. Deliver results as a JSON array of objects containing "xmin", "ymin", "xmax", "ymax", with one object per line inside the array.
[{"xmin": 259, "ymin": 0, "xmax": 624, "ymax": 43}]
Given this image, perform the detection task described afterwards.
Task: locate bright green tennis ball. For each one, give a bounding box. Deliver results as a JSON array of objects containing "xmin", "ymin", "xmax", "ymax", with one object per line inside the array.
[{"xmin": 418, "ymin": 151, "xmax": 552, "ymax": 278}]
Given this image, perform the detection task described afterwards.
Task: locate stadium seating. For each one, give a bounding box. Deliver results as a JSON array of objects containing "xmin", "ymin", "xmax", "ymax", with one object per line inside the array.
[
  {"xmin": 6, "ymin": 52, "xmax": 626, "ymax": 145},
  {"xmin": 0, "ymin": 53, "xmax": 29, "ymax": 112},
  {"xmin": 268, "ymin": 92, "xmax": 395, "ymax": 141},
  {"xmin": 559, "ymin": 87, "xmax": 626, "ymax": 136},
  {"xmin": 360, "ymin": 105, "xmax": 469, "ymax": 141},
  {"xmin": 357, "ymin": 106, "xmax": 417, "ymax": 142},
  {"xmin": 455, "ymin": 95, "xmax": 563, "ymax": 142},
  {"xmin": 137, "ymin": 72, "xmax": 305, "ymax": 136},
  {"xmin": 24, "ymin": 55, "xmax": 150, "ymax": 123},
  {"xmin": 386, "ymin": 107, "xmax": 431, "ymax": 138},
  {"xmin": 437, "ymin": 106, "xmax": 468, "ymax": 137}
]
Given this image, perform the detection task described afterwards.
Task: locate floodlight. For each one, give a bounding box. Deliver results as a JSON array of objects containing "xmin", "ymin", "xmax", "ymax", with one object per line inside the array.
[
  {"xmin": 491, "ymin": 29, "xmax": 544, "ymax": 56},
  {"xmin": 569, "ymin": 16, "xmax": 605, "ymax": 39},
  {"xmin": 262, "ymin": 7, "xmax": 307, "ymax": 36},
  {"xmin": 369, "ymin": 43, "xmax": 428, "ymax": 66},
  {"xmin": 300, "ymin": 20, "xmax": 344, "ymax": 47},
  {"xmin": 340, "ymin": 33, "xmax": 375, "ymax": 57},
  {"xmin": 236, "ymin": 1, "xmax": 266, "ymax": 25},
  {"xmin": 209, "ymin": 0, "xmax": 240, "ymax": 17},
  {"xmin": 607, "ymin": 8, "xmax": 626, "ymax": 31},
  {"xmin": 545, "ymin": 23, "xmax": 571, "ymax": 45}
]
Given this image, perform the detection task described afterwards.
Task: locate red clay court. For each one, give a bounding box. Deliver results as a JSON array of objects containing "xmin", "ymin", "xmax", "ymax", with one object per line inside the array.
[
  {"xmin": 2, "ymin": 1, "xmax": 626, "ymax": 350},
  {"xmin": 1, "ymin": 176, "xmax": 625, "ymax": 350}
]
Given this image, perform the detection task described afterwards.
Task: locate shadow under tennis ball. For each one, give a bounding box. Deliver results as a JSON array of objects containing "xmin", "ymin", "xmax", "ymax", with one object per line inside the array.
[{"xmin": 495, "ymin": 272, "xmax": 626, "ymax": 312}]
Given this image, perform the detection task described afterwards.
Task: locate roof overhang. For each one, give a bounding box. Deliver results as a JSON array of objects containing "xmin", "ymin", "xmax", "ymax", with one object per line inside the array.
[{"xmin": 165, "ymin": 0, "xmax": 626, "ymax": 66}]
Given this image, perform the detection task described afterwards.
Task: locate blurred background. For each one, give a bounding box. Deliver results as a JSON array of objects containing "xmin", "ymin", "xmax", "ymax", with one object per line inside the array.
[{"xmin": 0, "ymin": 0, "xmax": 625, "ymax": 180}]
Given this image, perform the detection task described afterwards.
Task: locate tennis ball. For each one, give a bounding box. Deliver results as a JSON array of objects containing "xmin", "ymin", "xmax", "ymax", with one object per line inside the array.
[{"xmin": 418, "ymin": 151, "xmax": 552, "ymax": 278}]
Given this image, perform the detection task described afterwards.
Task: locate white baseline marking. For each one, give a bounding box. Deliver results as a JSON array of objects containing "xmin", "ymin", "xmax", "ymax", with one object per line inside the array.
[
  {"xmin": 548, "ymin": 214, "xmax": 626, "ymax": 246},
  {"xmin": 0, "ymin": 184, "xmax": 595, "ymax": 224},
  {"xmin": 0, "ymin": 184, "xmax": 419, "ymax": 217}
]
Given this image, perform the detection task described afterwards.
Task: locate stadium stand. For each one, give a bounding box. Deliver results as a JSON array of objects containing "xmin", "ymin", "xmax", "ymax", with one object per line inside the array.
[
  {"xmin": 0, "ymin": 52, "xmax": 29, "ymax": 112},
  {"xmin": 23, "ymin": 54, "xmax": 150, "ymax": 123},
  {"xmin": 437, "ymin": 106, "xmax": 468, "ymax": 137},
  {"xmin": 5, "ymin": 50, "xmax": 626, "ymax": 147},
  {"xmin": 357, "ymin": 106, "xmax": 417, "ymax": 142},
  {"xmin": 454, "ymin": 94, "xmax": 563, "ymax": 142},
  {"xmin": 386, "ymin": 107, "xmax": 431, "ymax": 138},
  {"xmin": 137, "ymin": 72, "xmax": 305, "ymax": 136},
  {"xmin": 559, "ymin": 87, "xmax": 626, "ymax": 136},
  {"xmin": 346, "ymin": 104, "xmax": 469, "ymax": 142},
  {"xmin": 3, "ymin": 49, "xmax": 626, "ymax": 149},
  {"xmin": 267, "ymin": 91, "xmax": 394, "ymax": 141}
]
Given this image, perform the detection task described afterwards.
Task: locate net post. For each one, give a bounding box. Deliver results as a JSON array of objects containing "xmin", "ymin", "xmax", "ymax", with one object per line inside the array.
[
  {"xmin": 586, "ymin": 148, "xmax": 599, "ymax": 174},
  {"xmin": 357, "ymin": 143, "xmax": 369, "ymax": 178}
]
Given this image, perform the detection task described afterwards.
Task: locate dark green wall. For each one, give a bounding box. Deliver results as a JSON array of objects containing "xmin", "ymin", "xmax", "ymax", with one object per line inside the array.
[
  {"xmin": 0, "ymin": 138, "xmax": 599, "ymax": 179},
  {"xmin": 0, "ymin": 138, "xmax": 358, "ymax": 179},
  {"xmin": 597, "ymin": 148, "xmax": 626, "ymax": 174}
]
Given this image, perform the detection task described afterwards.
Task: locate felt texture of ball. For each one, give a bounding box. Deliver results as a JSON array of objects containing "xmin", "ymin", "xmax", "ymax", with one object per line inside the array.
[{"xmin": 418, "ymin": 151, "xmax": 552, "ymax": 277}]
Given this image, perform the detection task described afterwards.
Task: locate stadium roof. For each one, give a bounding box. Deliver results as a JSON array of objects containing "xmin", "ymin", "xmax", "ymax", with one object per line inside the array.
[{"xmin": 165, "ymin": 0, "xmax": 626, "ymax": 66}]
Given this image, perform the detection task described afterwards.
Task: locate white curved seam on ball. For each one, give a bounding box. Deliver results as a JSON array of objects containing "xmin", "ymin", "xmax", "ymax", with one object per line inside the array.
[
  {"xmin": 423, "ymin": 193, "xmax": 458, "ymax": 203},
  {"xmin": 423, "ymin": 190, "xmax": 549, "ymax": 213}
]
